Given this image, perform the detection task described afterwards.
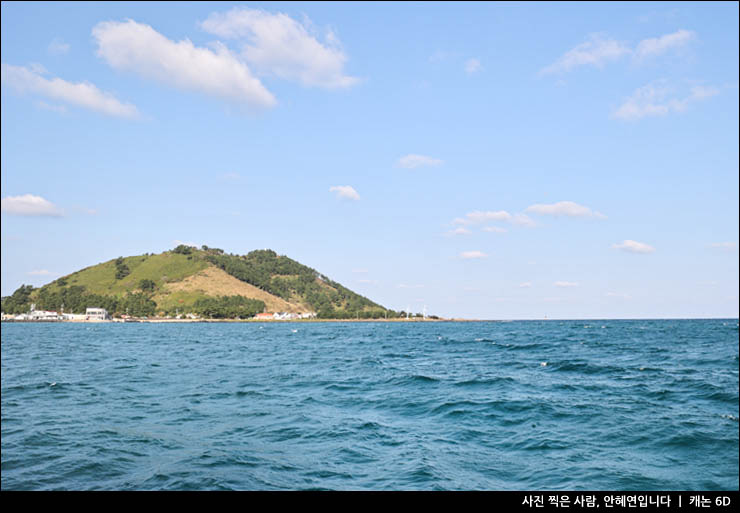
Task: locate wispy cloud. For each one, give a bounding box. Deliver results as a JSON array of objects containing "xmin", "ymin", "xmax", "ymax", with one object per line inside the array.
[
  {"xmin": 459, "ymin": 251, "xmax": 488, "ymax": 259},
  {"xmin": 92, "ymin": 19, "xmax": 276, "ymax": 110},
  {"xmin": 329, "ymin": 185, "xmax": 360, "ymax": 200},
  {"xmin": 35, "ymin": 101, "xmax": 68, "ymax": 114},
  {"xmin": 525, "ymin": 201, "xmax": 606, "ymax": 218},
  {"xmin": 540, "ymin": 34, "xmax": 630, "ymax": 75},
  {"xmin": 709, "ymin": 242, "xmax": 738, "ymax": 251},
  {"xmin": 634, "ymin": 29, "xmax": 695, "ymax": 60},
  {"xmin": 446, "ymin": 227, "xmax": 472, "ymax": 236},
  {"xmin": 606, "ymin": 292, "xmax": 631, "ymax": 299},
  {"xmin": 452, "ymin": 210, "xmax": 535, "ymax": 228},
  {"xmin": 398, "ymin": 283, "xmax": 424, "ymax": 289},
  {"xmin": 464, "ymin": 58, "xmax": 482, "ymax": 74},
  {"xmin": 510, "ymin": 213, "xmax": 537, "ymax": 227},
  {"xmin": 554, "ymin": 281, "xmax": 579, "ymax": 288},
  {"xmin": 397, "ymin": 154, "xmax": 443, "ymax": 169},
  {"xmin": 1, "ymin": 194, "xmax": 64, "ymax": 217},
  {"xmin": 612, "ymin": 240, "xmax": 656, "ymax": 254},
  {"xmin": 612, "ymin": 81, "xmax": 718, "ymax": 121},
  {"xmin": 27, "ymin": 269, "xmax": 55, "ymax": 276},
  {"xmin": 483, "ymin": 226, "xmax": 507, "ymax": 233},
  {"xmin": 200, "ymin": 7, "xmax": 358, "ymax": 89},
  {"xmin": 519, "ymin": 282, "xmax": 532, "ymax": 288},
  {"xmin": 48, "ymin": 38, "xmax": 70, "ymax": 56},
  {"xmin": 1, "ymin": 63, "xmax": 140, "ymax": 118},
  {"xmin": 454, "ymin": 210, "xmax": 511, "ymax": 225},
  {"xmin": 541, "ymin": 30, "xmax": 697, "ymax": 76}
]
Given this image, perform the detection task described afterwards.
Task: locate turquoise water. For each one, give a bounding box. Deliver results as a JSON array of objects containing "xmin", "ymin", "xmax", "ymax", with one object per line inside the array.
[{"xmin": 1, "ymin": 320, "xmax": 738, "ymax": 490}]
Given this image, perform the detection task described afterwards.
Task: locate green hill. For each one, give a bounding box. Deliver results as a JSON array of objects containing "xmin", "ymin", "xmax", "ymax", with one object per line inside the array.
[{"xmin": 1, "ymin": 245, "xmax": 395, "ymax": 319}]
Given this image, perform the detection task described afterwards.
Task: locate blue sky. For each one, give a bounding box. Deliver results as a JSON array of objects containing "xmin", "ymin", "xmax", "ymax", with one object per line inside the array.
[{"xmin": 1, "ymin": 1, "xmax": 738, "ymax": 319}]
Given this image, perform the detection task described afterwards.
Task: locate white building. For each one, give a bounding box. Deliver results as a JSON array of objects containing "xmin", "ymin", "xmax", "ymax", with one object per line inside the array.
[{"xmin": 86, "ymin": 308, "xmax": 110, "ymax": 321}]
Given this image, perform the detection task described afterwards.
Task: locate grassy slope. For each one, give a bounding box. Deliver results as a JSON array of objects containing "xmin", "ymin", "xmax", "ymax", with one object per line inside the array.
[
  {"xmin": 28, "ymin": 247, "xmax": 387, "ymax": 315},
  {"xmin": 45, "ymin": 252, "xmax": 210, "ymax": 297}
]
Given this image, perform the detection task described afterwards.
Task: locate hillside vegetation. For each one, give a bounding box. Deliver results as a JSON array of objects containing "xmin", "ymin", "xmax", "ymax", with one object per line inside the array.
[{"xmin": 2, "ymin": 245, "xmax": 394, "ymax": 319}]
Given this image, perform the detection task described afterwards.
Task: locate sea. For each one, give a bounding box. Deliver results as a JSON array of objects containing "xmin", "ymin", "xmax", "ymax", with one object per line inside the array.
[{"xmin": 1, "ymin": 319, "xmax": 738, "ymax": 491}]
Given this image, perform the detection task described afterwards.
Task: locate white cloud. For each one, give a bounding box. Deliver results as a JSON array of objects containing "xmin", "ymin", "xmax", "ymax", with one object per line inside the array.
[
  {"xmin": 606, "ymin": 292, "xmax": 631, "ymax": 299},
  {"xmin": 452, "ymin": 210, "xmax": 535, "ymax": 228},
  {"xmin": 48, "ymin": 38, "xmax": 70, "ymax": 56},
  {"xmin": 397, "ymin": 154, "xmax": 443, "ymax": 169},
  {"xmin": 612, "ymin": 81, "xmax": 718, "ymax": 121},
  {"xmin": 459, "ymin": 251, "xmax": 488, "ymax": 259},
  {"xmin": 329, "ymin": 185, "xmax": 360, "ymax": 200},
  {"xmin": 612, "ymin": 240, "xmax": 656, "ymax": 254},
  {"xmin": 464, "ymin": 58, "xmax": 482, "ymax": 74},
  {"xmin": 510, "ymin": 213, "xmax": 537, "ymax": 227},
  {"xmin": 526, "ymin": 200, "xmax": 606, "ymax": 218},
  {"xmin": 200, "ymin": 7, "xmax": 357, "ymax": 89},
  {"xmin": 1, "ymin": 63, "xmax": 140, "ymax": 118},
  {"xmin": 634, "ymin": 29, "xmax": 695, "ymax": 60},
  {"xmin": 1, "ymin": 194, "xmax": 64, "ymax": 217},
  {"xmin": 447, "ymin": 227, "xmax": 472, "ymax": 236},
  {"xmin": 483, "ymin": 226, "xmax": 507, "ymax": 233},
  {"xmin": 92, "ymin": 19, "xmax": 276, "ymax": 109},
  {"xmin": 554, "ymin": 281, "xmax": 579, "ymax": 288},
  {"xmin": 455, "ymin": 210, "xmax": 511, "ymax": 225},
  {"xmin": 540, "ymin": 34, "xmax": 630, "ymax": 75},
  {"xmin": 27, "ymin": 269, "xmax": 54, "ymax": 276},
  {"xmin": 35, "ymin": 101, "xmax": 67, "ymax": 114},
  {"xmin": 710, "ymin": 242, "xmax": 738, "ymax": 251},
  {"xmin": 519, "ymin": 282, "xmax": 532, "ymax": 288}
]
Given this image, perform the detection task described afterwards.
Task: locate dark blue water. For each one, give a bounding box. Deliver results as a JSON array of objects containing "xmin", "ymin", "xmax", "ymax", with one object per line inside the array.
[{"xmin": 1, "ymin": 320, "xmax": 738, "ymax": 490}]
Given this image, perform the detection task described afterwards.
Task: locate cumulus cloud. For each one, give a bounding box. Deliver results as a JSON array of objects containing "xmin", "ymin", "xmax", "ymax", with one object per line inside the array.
[
  {"xmin": 612, "ymin": 81, "xmax": 718, "ymax": 121},
  {"xmin": 92, "ymin": 19, "xmax": 276, "ymax": 110},
  {"xmin": 1, "ymin": 63, "xmax": 140, "ymax": 118},
  {"xmin": 397, "ymin": 154, "xmax": 443, "ymax": 169},
  {"xmin": 329, "ymin": 185, "xmax": 360, "ymax": 200},
  {"xmin": 634, "ymin": 29, "xmax": 695, "ymax": 60},
  {"xmin": 540, "ymin": 34, "xmax": 630, "ymax": 75},
  {"xmin": 612, "ymin": 240, "xmax": 656, "ymax": 254},
  {"xmin": 554, "ymin": 281, "xmax": 579, "ymax": 288},
  {"xmin": 464, "ymin": 58, "xmax": 482, "ymax": 74},
  {"xmin": 459, "ymin": 251, "xmax": 488, "ymax": 259},
  {"xmin": 200, "ymin": 7, "xmax": 357, "ymax": 89},
  {"xmin": 1, "ymin": 194, "xmax": 64, "ymax": 217},
  {"xmin": 526, "ymin": 201, "xmax": 606, "ymax": 218}
]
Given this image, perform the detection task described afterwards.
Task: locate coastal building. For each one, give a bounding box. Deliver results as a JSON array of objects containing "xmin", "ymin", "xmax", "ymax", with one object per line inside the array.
[
  {"xmin": 85, "ymin": 307, "xmax": 110, "ymax": 321},
  {"xmin": 254, "ymin": 313, "xmax": 274, "ymax": 320},
  {"xmin": 62, "ymin": 313, "xmax": 87, "ymax": 321},
  {"xmin": 30, "ymin": 310, "xmax": 62, "ymax": 321}
]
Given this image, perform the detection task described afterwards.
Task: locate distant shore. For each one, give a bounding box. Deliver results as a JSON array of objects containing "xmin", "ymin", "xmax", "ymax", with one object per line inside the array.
[{"xmin": 2, "ymin": 317, "xmax": 480, "ymax": 323}]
